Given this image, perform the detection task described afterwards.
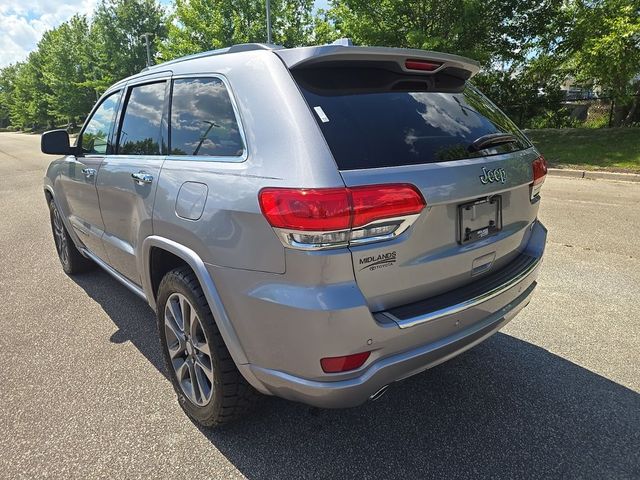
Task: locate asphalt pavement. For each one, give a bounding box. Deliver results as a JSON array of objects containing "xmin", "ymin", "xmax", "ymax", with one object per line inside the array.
[{"xmin": 0, "ymin": 132, "xmax": 638, "ymax": 479}]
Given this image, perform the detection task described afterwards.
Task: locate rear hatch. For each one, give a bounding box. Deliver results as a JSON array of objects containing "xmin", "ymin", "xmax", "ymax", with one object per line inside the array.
[{"xmin": 284, "ymin": 48, "xmax": 543, "ymax": 311}]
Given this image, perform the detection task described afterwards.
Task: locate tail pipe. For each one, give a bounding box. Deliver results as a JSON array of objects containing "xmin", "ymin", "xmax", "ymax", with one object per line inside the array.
[{"xmin": 369, "ymin": 384, "xmax": 390, "ymax": 402}]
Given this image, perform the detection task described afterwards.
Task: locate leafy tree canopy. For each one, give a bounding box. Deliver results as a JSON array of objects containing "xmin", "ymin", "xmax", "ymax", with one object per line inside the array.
[
  {"xmin": 160, "ymin": 0, "xmax": 314, "ymax": 59},
  {"xmin": 38, "ymin": 15, "xmax": 95, "ymax": 125},
  {"xmin": 0, "ymin": 0, "xmax": 638, "ymax": 129},
  {"xmin": 325, "ymin": 0, "xmax": 565, "ymax": 65},
  {"xmin": 89, "ymin": 0, "xmax": 168, "ymax": 92}
]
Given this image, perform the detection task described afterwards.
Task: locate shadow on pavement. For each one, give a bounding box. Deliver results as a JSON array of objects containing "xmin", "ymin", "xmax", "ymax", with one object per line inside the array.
[
  {"xmin": 71, "ymin": 269, "xmax": 166, "ymax": 378},
  {"xmin": 73, "ymin": 269, "xmax": 640, "ymax": 480}
]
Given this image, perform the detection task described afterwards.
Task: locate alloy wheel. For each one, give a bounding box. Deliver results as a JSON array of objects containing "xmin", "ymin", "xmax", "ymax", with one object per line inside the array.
[
  {"xmin": 51, "ymin": 205, "xmax": 69, "ymax": 267},
  {"xmin": 164, "ymin": 293, "xmax": 214, "ymax": 406}
]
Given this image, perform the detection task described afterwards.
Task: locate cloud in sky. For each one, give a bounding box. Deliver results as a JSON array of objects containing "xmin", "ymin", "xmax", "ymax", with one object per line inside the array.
[
  {"xmin": 0, "ymin": 0, "xmax": 100, "ymax": 67},
  {"xmin": 0, "ymin": 0, "xmax": 330, "ymax": 69}
]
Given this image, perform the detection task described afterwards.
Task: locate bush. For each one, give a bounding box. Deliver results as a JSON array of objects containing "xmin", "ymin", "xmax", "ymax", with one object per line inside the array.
[
  {"xmin": 527, "ymin": 109, "xmax": 581, "ymax": 129},
  {"xmin": 583, "ymin": 115, "xmax": 609, "ymax": 129}
]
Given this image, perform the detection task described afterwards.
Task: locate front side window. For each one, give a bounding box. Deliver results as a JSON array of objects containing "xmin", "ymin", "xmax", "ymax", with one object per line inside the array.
[
  {"xmin": 170, "ymin": 77, "xmax": 244, "ymax": 157},
  {"xmin": 117, "ymin": 81, "xmax": 166, "ymax": 155},
  {"xmin": 80, "ymin": 92, "xmax": 120, "ymax": 155}
]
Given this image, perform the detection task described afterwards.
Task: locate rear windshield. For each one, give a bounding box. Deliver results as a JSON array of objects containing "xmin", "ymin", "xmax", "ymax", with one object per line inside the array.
[{"xmin": 293, "ymin": 67, "xmax": 530, "ymax": 170}]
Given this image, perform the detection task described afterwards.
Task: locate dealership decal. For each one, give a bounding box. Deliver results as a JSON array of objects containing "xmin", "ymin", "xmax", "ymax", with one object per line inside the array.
[{"xmin": 359, "ymin": 251, "xmax": 397, "ymax": 271}]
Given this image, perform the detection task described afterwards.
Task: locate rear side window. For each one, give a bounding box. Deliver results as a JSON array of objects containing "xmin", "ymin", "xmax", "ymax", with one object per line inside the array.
[
  {"xmin": 169, "ymin": 77, "xmax": 244, "ymax": 157},
  {"xmin": 293, "ymin": 67, "xmax": 530, "ymax": 170},
  {"xmin": 117, "ymin": 81, "xmax": 166, "ymax": 155},
  {"xmin": 80, "ymin": 91, "xmax": 120, "ymax": 155}
]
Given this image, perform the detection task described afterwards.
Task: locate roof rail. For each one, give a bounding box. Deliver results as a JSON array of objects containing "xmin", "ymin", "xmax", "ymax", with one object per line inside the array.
[{"xmin": 143, "ymin": 43, "xmax": 281, "ymax": 72}]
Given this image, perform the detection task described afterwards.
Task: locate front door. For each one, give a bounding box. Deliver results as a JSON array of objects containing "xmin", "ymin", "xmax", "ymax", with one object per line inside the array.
[
  {"xmin": 57, "ymin": 90, "xmax": 121, "ymax": 261},
  {"xmin": 97, "ymin": 79, "xmax": 168, "ymax": 285}
]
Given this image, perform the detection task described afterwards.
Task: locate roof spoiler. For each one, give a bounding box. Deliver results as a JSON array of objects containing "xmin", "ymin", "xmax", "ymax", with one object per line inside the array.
[{"xmin": 275, "ymin": 45, "xmax": 480, "ymax": 80}]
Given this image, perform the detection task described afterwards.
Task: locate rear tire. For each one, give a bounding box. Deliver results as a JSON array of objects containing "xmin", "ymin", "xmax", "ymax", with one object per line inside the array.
[
  {"xmin": 157, "ymin": 266, "xmax": 259, "ymax": 427},
  {"xmin": 48, "ymin": 199, "xmax": 94, "ymax": 274}
]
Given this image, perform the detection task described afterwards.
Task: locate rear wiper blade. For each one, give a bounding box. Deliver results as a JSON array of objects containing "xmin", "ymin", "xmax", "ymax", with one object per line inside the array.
[{"xmin": 468, "ymin": 133, "xmax": 518, "ymax": 152}]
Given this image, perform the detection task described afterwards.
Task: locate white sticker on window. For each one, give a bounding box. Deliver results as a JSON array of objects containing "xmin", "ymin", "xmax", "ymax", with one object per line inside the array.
[{"xmin": 313, "ymin": 106, "xmax": 330, "ymax": 123}]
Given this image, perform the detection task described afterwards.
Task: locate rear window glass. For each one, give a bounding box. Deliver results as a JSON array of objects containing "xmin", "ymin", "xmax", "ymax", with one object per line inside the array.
[
  {"xmin": 117, "ymin": 81, "xmax": 166, "ymax": 155},
  {"xmin": 170, "ymin": 77, "xmax": 244, "ymax": 157},
  {"xmin": 293, "ymin": 67, "xmax": 530, "ymax": 170}
]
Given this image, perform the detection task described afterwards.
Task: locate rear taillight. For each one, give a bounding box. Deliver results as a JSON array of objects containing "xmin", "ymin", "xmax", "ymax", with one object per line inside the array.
[
  {"xmin": 258, "ymin": 187, "xmax": 351, "ymax": 231},
  {"xmin": 321, "ymin": 351, "xmax": 371, "ymax": 373},
  {"xmin": 531, "ymin": 155, "xmax": 548, "ymax": 199},
  {"xmin": 259, "ymin": 184, "xmax": 426, "ymax": 250}
]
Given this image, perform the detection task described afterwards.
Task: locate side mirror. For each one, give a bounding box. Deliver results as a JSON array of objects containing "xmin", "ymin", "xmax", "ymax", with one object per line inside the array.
[{"xmin": 41, "ymin": 129, "xmax": 77, "ymax": 155}]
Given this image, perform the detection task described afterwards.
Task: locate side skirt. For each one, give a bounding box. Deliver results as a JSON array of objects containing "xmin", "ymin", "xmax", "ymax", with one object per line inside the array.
[{"xmin": 80, "ymin": 248, "xmax": 147, "ymax": 302}]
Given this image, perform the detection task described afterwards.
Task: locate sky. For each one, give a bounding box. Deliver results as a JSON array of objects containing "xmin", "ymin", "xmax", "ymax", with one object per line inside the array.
[
  {"xmin": 0, "ymin": 0, "xmax": 98, "ymax": 67},
  {"xmin": 0, "ymin": 0, "xmax": 331, "ymax": 68}
]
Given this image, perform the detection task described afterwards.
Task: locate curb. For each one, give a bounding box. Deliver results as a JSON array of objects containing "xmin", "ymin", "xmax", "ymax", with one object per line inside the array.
[{"xmin": 548, "ymin": 168, "xmax": 640, "ymax": 183}]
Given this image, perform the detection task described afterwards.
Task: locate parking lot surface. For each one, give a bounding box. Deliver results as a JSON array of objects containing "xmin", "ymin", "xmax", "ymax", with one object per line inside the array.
[{"xmin": 0, "ymin": 132, "xmax": 638, "ymax": 479}]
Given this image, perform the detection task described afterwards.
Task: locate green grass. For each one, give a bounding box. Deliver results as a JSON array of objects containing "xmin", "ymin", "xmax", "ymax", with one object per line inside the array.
[{"xmin": 524, "ymin": 127, "xmax": 640, "ymax": 173}]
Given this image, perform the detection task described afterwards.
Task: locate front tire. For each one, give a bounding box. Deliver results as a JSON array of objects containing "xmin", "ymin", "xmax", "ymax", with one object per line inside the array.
[
  {"xmin": 157, "ymin": 266, "xmax": 259, "ymax": 426},
  {"xmin": 48, "ymin": 199, "xmax": 94, "ymax": 274}
]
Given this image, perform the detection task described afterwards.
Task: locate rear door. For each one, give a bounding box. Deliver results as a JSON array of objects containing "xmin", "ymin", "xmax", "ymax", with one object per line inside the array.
[
  {"xmin": 292, "ymin": 65, "xmax": 542, "ymax": 311},
  {"xmin": 96, "ymin": 77, "xmax": 169, "ymax": 284},
  {"xmin": 57, "ymin": 90, "xmax": 121, "ymax": 261}
]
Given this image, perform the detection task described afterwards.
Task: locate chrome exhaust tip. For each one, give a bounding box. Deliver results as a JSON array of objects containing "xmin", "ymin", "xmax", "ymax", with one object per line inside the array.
[{"xmin": 369, "ymin": 385, "xmax": 390, "ymax": 402}]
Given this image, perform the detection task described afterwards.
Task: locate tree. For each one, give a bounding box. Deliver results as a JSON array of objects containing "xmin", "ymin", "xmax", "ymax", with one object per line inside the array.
[
  {"xmin": 311, "ymin": 8, "xmax": 340, "ymax": 45},
  {"xmin": 473, "ymin": 56, "xmax": 570, "ymax": 128},
  {"xmin": 324, "ymin": 0, "xmax": 564, "ymax": 65},
  {"xmin": 0, "ymin": 64, "xmax": 19, "ymax": 128},
  {"xmin": 89, "ymin": 0, "xmax": 167, "ymax": 93},
  {"xmin": 160, "ymin": 0, "xmax": 315, "ymax": 59},
  {"xmin": 39, "ymin": 16, "xmax": 95, "ymax": 126},
  {"xmin": 563, "ymin": 0, "xmax": 640, "ymax": 124},
  {"xmin": 10, "ymin": 53, "xmax": 51, "ymax": 129}
]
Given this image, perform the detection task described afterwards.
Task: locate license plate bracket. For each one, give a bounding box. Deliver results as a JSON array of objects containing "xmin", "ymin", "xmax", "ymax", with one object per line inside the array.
[{"xmin": 457, "ymin": 196, "xmax": 502, "ymax": 244}]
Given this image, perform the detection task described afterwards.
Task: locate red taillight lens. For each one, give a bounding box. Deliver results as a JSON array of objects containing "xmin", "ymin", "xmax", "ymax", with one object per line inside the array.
[
  {"xmin": 532, "ymin": 155, "xmax": 548, "ymax": 185},
  {"xmin": 321, "ymin": 351, "xmax": 371, "ymax": 373},
  {"xmin": 405, "ymin": 59, "xmax": 442, "ymax": 72},
  {"xmin": 259, "ymin": 184, "xmax": 425, "ymax": 231},
  {"xmin": 531, "ymin": 155, "xmax": 548, "ymax": 199},
  {"xmin": 259, "ymin": 184, "xmax": 426, "ymax": 249},
  {"xmin": 351, "ymin": 184, "xmax": 425, "ymax": 228},
  {"xmin": 259, "ymin": 187, "xmax": 351, "ymax": 231}
]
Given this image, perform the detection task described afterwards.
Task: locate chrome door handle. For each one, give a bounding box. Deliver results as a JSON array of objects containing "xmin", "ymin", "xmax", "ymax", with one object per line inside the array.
[
  {"xmin": 81, "ymin": 168, "xmax": 97, "ymax": 178},
  {"xmin": 131, "ymin": 172, "xmax": 153, "ymax": 185}
]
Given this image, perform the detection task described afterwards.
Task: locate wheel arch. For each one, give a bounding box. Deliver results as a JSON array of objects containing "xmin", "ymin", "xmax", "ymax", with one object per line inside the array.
[
  {"xmin": 140, "ymin": 236, "xmax": 267, "ymax": 392},
  {"xmin": 44, "ymin": 184, "xmax": 86, "ymax": 252},
  {"xmin": 44, "ymin": 185, "xmax": 54, "ymax": 203}
]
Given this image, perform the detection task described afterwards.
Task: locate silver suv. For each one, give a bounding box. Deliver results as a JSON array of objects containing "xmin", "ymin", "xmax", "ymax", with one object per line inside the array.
[{"xmin": 41, "ymin": 42, "xmax": 547, "ymax": 426}]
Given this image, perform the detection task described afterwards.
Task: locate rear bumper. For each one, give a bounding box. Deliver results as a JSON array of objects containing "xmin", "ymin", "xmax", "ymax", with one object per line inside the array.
[
  {"xmin": 250, "ymin": 279, "xmax": 537, "ymax": 408},
  {"xmin": 213, "ymin": 220, "xmax": 546, "ymax": 408},
  {"xmin": 254, "ymin": 221, "xmax": 544, "ymax": 408}
]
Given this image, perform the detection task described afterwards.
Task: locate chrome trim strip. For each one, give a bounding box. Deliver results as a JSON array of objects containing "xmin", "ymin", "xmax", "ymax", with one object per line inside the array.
[
  {"xmin": 80, "ymin": 248, "xmax": 147, "ymax": 301},
  {"xmin": 68, "ymin": 215, "xmax": 104, "ymax": 240},
  {"xmin": 101, "ymin": 232, "xmax": 135, "ymax": 255},
  {"xmin": 382, "ymin": 254, "xmax": 542, "ymax": 329},
  {"xmin": 273, "ymin": 214, "xmax": 421, "ymax": 251}
]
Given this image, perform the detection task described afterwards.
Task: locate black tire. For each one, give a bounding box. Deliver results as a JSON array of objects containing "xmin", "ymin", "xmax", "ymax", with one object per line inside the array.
[
  {"xmin": 48, "ymin": 199, "xmax": 95, "ymax": 274},
  {"xmin": 157, "ymin": 266, "xmax": 259, "ymax": 427}
]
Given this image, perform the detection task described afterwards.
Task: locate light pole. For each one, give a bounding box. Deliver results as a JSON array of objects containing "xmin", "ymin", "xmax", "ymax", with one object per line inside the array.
[
  {"xmin": 140, "ymin": 33, "xmax": 153, "ymax": 67},
  {"xmin": 266, "ymin": 0, "xmax": 272, "ymax": 44}
]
